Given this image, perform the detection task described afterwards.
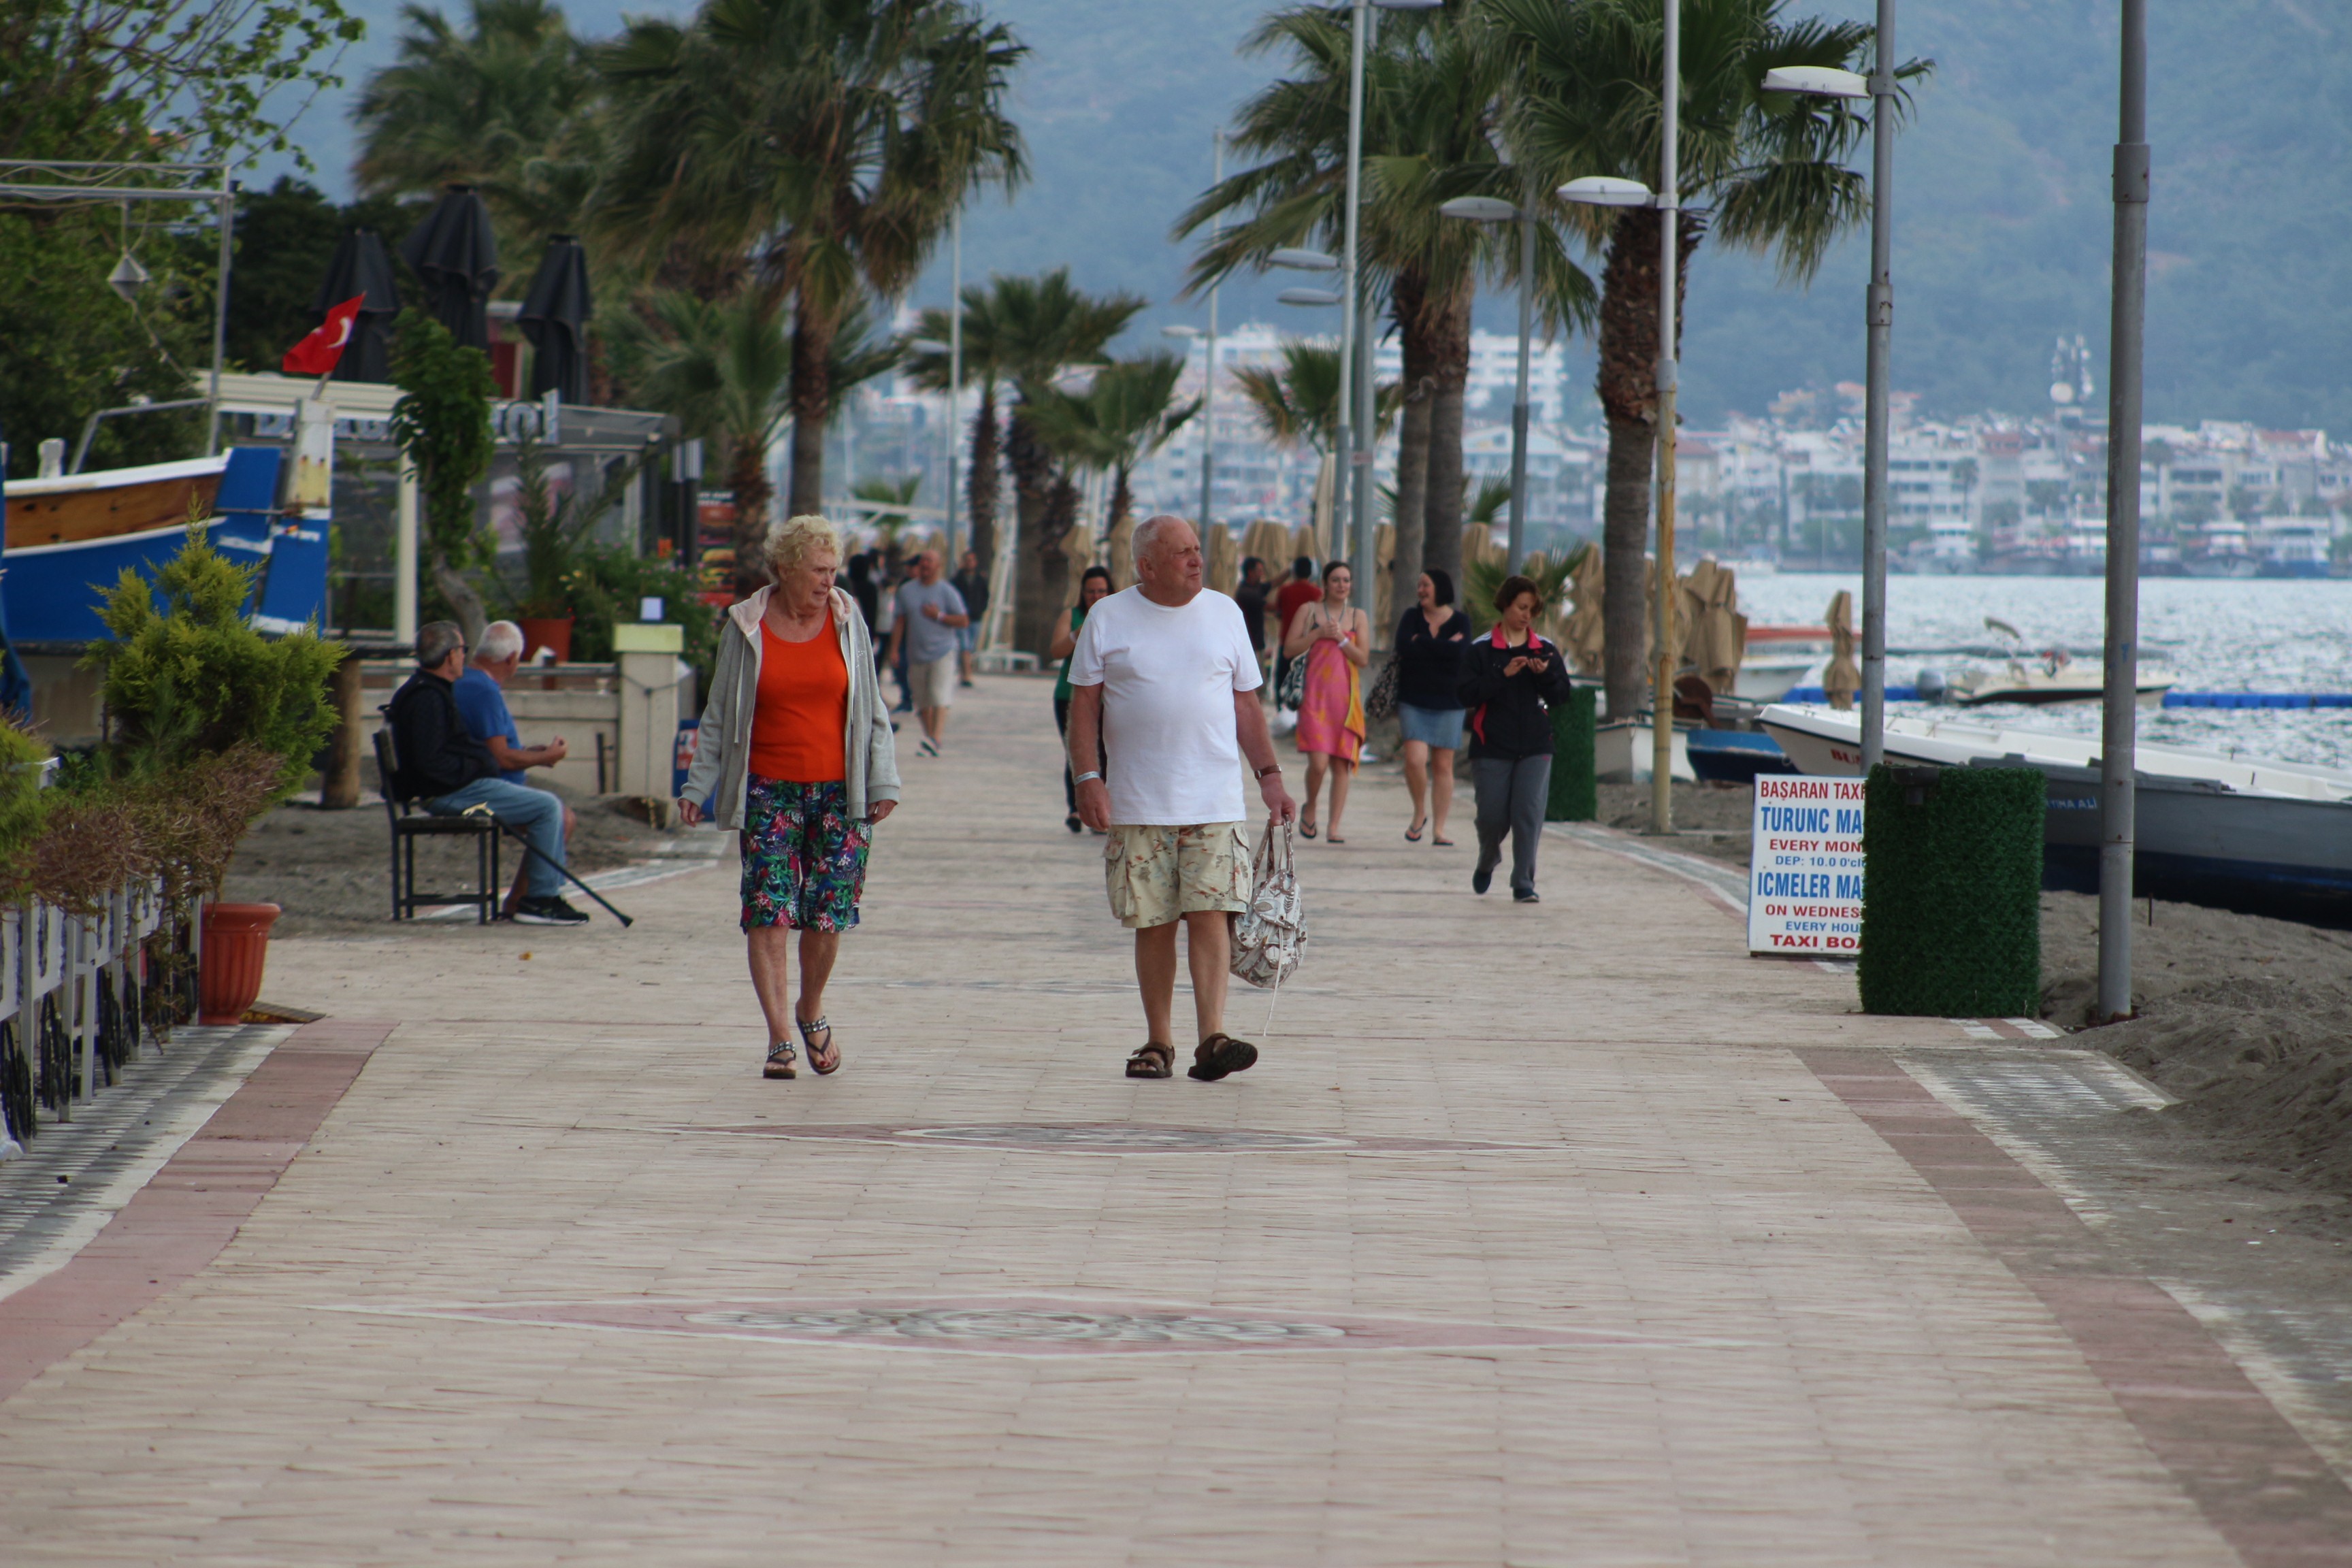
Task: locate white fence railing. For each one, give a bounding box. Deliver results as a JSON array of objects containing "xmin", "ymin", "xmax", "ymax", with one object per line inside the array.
[{"xmin": 0, "ymin": 879, "xmax": 184, "ymax": 1158}]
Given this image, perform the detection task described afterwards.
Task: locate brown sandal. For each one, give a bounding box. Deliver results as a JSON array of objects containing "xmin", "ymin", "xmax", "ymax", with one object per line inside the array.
[
  {"xmin": 1188, "ymin": 1033, "xmax": 1260, "ymax": 1082},
  {"xmin": 1125, "ymin": 1043, "xmax": 1175, "ymax": 1079}
]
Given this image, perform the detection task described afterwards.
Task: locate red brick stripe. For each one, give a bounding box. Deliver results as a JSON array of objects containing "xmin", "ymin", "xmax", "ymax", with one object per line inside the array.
[
  {"xmin": 1803, "ymin": 1047, "xmax": 2352, "ymax": 1567},
  {"xmin": 0, "ymin": 1018, "xmax": 393, "ymax": 1404}
]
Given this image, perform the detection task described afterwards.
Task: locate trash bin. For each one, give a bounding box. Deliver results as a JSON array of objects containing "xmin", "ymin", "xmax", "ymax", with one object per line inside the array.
[
  {"xmin": 1546, "ymin": 685, "xmax": 1598, "ymax": 822},
  {"xmin": 1858, "ymin": 764, "xmax": 2044, "ymax": 1017}
]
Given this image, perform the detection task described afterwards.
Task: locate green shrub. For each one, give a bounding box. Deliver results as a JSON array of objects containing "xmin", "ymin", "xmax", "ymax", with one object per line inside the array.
[
  {"xmin": 1857, "ymin": 764, "xmax": 2044, "ymax": 1017},
  {"xmin": 0, "ymin": 721, "xmax": 53, "ymax": 892},
  {"xmin": 88, "ymin": 523, "xmax": 339, "ymax": 796},
  {"xmin": 565, "ymin": 542, "xmax": 719, "ymax": 689}
]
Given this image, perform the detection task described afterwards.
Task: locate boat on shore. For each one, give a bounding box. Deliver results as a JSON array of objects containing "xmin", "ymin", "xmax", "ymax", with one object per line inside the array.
[
  {"xmin": 1758, "ymin": 703, "xmax": 2352, "ymax": 926},
  {"xmin": 4, "ymin": 455, "xmax": 228, "ymax": 549}
]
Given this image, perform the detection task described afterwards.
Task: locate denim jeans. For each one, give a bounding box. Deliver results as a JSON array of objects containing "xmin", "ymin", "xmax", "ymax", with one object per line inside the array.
[{"xmin": 427, "ymin": 777, "xmax": 566, "ymax": 898}]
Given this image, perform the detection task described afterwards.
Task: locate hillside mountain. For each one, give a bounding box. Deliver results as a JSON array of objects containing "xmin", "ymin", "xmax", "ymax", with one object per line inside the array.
[{"xmin": 293, "ymin": 0, "xmax": 2352, "ymax": 430}]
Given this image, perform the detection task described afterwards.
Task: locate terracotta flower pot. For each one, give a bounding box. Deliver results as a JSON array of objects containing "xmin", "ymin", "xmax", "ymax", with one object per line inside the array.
[
  {"xmin": 517, "ymin": 615, "xmax": 574, "ymax": 666},
  {"xmin": 199, "ymin": 902, "xmax": 282, "ymax": 1026}
]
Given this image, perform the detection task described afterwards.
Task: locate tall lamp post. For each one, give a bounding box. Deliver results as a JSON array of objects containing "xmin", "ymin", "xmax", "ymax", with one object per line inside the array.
[
  {"xmin": 1439, "ymin": 192, "xmax": 1537, "ymax": 571},
  {"xmin": 1272, "ymin": 274, "xmax": 1345, "ymax": 553},
  {"xmin": 1764, "ymin": 50, "xmax": 1890, "ymax": 771},
  {"xmin": 1164, "ymin": 133, "xmax": 1224, "ymax": 535},
  {"xmin": 2098, "ymin": 0, "xmax": 2150, "ymax": 1022},
  {"xmin": 947, "ymin": 206, "xmax": 962, "ymax": 564}
]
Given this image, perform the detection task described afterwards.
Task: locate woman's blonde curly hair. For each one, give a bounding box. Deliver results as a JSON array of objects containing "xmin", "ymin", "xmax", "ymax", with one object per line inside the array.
[{"xmin": 764, "ymin": 512, "xmax": 843, "ymax": 575}]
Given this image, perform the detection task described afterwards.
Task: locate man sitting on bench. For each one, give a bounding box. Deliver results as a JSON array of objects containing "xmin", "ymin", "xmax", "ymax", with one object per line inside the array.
[{"xmin": 387, "ymin": 621, "xmax": 588, "ymax": 926}]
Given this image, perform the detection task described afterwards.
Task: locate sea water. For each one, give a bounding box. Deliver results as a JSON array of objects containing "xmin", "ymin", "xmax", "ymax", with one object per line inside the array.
[{"xmin": 1735, "ymin": 573, "xmax": 2352, "ymax": 770}]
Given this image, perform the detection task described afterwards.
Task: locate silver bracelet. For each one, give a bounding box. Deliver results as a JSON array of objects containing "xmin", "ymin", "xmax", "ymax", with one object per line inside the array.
[{"xmin": 1074, "ymin": 770, "xmax": 1102, "ymax": 785}]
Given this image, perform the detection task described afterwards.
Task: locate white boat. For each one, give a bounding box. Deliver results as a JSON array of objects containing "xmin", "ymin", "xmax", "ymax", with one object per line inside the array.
[
  {"xmin": 1942, "ymin": 655, "xmax": 2174, "ymax": 707},
  {"xmin": 1758, "ymin": 703, "xmax": 2352, "ymax": 924}
]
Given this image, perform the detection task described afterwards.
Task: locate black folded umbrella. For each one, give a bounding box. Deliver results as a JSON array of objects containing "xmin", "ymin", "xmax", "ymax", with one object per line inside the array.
[
  {"xmin": 310, "ymin": 228, "xmax": 403, "ymax": 382},
  {"xmin": 517, "ymin": 235, "xmax": 593, "ymax": 405},
  {"xmin": 399, "ymin": 184, "xmax": 500, "ymax": 351}
]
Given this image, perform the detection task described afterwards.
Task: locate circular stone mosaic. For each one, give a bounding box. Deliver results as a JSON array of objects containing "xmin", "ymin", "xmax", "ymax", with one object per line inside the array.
[
  {"xmin": 684, "ymin": 1306, "xmax": 1350, "ymax": 1347},
  {"xmin": 896, "ymin": 1123, "xmax": 1350, "ymax": 1153}
]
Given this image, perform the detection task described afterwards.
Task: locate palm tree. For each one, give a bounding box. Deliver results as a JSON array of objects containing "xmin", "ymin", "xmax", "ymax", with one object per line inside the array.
[
  {"xmin": 593, "ymin": 0, "xmax": 1025, "ymax": 515},
  {"xmin": 902, "ymin": 286, "xmax": 1011, "ymax": 574},
  {"xmin": 355, "ymin": 0, "xmax": 606, "ymax": 257},
  {"xmin": 1493, "ymin": 0, "xmax": 1916, "ymax": 719},
  {"xmin": 971, "ymin": 270, "xmax": 1145, "ymax": 655},
  {"xmin": 1025, "ymin": 353, "xmax": 1200, "ymax": 536},
  {"xmin": 1232, "ymin": 341, "xmax": 1400, "ymax": 455},
  {"xmin": 1179, "ymin": 3, "xmax": 1590, "ymax": 614},
  {"xmin": 608, "ymin": 289, "xmax": 900, "ymax": 594}
]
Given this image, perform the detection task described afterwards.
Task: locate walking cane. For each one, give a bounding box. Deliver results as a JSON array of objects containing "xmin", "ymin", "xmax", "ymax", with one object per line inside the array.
[{"xmin": 460, "ymin": 805, "xmax": 636, "ymax": 928}]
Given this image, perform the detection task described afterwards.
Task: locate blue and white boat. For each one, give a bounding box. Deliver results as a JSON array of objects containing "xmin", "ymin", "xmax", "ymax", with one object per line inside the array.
[{"xmin": 2, "ymin": 447, "xmax": 325, "ymax": 642}]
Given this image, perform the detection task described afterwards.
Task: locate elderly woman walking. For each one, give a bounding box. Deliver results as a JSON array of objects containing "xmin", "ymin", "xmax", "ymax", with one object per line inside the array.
[
  {"xmin": 1457, "ymin": 572, "xmax": 1573, "ymax": 903},
  {"xmin": 1282, "ymin": 559, "xmax": 1369, "ymax": 843},
  {"xmin": 680, "ymin": 514, "xmax": 899, "ymax": 1079}
]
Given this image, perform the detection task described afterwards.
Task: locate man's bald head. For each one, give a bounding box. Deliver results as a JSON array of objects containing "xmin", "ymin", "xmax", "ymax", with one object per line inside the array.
[{"xmin": 1132, "ymin": 514, "xmax": 1204, "ymax": 606}]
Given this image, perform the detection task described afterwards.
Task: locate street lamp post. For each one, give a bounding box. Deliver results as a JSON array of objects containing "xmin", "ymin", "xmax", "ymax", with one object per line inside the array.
[
  {"xmin": 2098, "ymin": 0, "xmax": 2151, "ymax": 1022},
  {"xmin": 1439, "ymin": 192, "xmax": 1537, "ymax": 571},
  {"xmin": 948, "ymin": 205, "xmax": 962, "ymax": 564},
  {"xmin": 1164, "ymin": 133, "xmax": 1224, "ymax": 536}
]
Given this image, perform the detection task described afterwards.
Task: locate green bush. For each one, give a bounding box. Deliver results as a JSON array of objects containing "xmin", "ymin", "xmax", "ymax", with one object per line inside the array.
[
  {"xmin": 565, "ymin": 543, "xmax": 720, "ymax": 689},
  {"xmin": 0, "ymin": 721, "xmax": 54, "ymax": 892},
  {"xmin": 1858, "ymin": 764, "xmax": 2045, "ymax": 1017},
  {"xmin": 1547, "ymin": 685, "xmax": 1597, "ymax": 821},
  {"xmin": 89, "ymin": 523, "xmax": 340, "ymax": 796}
]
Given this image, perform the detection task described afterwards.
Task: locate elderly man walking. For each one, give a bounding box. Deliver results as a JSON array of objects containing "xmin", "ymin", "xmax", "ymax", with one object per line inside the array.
[
  {"xmin": 1066, "ymin": 515, "xmax": 1296, "ymax": 1081},
  {"xmin": 883, "ymin": 549, "xmax": 968, "ymax": 757}
]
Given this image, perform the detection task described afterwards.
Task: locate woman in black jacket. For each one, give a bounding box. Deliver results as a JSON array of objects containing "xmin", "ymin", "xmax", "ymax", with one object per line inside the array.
[{"xmin": 1455, "ymin": 573, "xmax": 1574, "ymax": 902}]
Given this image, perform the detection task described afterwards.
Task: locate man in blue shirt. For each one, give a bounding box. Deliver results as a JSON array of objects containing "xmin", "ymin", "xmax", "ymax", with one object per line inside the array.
[{"xmin": 452, "ymin": 621, "xmax": 576, "ymax": 915}]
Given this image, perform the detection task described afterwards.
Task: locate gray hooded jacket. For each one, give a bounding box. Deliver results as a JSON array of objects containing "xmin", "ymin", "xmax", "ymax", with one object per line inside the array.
[{"xmin": 682, "ymin": 585, "xmax": 900, "ymax": 828}]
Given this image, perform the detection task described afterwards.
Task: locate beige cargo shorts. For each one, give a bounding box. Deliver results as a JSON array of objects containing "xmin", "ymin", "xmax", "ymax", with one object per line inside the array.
[{"xmin": 1104, "ymin": 822, "xmax": 1251, "ymax": 929}]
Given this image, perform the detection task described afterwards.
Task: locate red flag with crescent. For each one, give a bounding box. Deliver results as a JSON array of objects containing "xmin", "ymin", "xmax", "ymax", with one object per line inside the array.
[{"xmin": 282, "ymin": 296, "xmax": 365, "ymax": 376}]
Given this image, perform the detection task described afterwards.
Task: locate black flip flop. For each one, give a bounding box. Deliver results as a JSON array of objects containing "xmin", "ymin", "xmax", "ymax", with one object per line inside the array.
[{"xmin": 1188, "ymin": 1034, "xmax": 1259, "ymax": 1082}]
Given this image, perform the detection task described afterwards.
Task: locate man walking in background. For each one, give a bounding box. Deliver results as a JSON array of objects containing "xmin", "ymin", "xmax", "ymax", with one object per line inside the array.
[
  {"xmin": 951, "ymin": 548, "xmax": 991, "ymax": 687},
  {"xmin": 885, "ymin": 548, "xmax": 969, "ymax": 756},
  {"xmin": 453, "ymin": 620, "xmax": 578, "ymax": 919},
  {"xmin": 1067, "ymin": 516, "xmax": 1296, "ymax": 1083},
  {"xmin": 1235, "ymin": 555, "xmax": 1272, "ymax": 678},
  {"xmin": 1271, "ymin": 555, "xmax": 1320, "ymax": 710}
]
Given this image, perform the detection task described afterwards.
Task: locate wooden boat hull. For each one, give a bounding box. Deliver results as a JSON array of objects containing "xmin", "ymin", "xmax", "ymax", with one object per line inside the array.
[{"xmin": 4, "ymin": 457, "xmax": 227, "ymax": 549}]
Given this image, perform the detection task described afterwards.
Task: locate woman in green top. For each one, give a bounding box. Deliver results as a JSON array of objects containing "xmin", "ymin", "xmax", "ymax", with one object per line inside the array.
[{"xmin": 1049, "ymin": 565, "xmax": 1115, "ymax": 832}]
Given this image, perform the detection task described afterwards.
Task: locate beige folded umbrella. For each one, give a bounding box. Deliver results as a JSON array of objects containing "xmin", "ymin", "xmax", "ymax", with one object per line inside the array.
[
  {"xmin": 1561, "ymin": 545, "xmax": 1607, "ymax": 674},
  {"xmin": 1823, "ymin": 589, "xmax": 1860, "ymax": 710}
]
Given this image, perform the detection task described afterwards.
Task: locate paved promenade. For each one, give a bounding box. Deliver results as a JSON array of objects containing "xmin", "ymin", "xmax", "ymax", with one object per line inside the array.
[{"xmin": 2, "ymin": 676, "xmax": 2346, "ymax": 1565}]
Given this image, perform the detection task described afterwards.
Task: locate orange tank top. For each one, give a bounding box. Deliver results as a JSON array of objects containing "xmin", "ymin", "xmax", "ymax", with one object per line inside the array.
[{"xmin": 748, "ymin": 618, "xmax": 848, "ymax": 783}]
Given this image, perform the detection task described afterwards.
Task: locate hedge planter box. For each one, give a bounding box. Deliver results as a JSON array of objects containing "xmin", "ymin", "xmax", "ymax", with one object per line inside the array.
[
  {"xmin": 1858, "ymin": 764, "xmax": 2044, "ymax": 1017},
  {"xmin": 199, "ymin": 902, "xmax": 282, "ymax": 1025},
  {"xmin": 1547, "ymin": 685, "xmax": 1598, "ymax": 822}
]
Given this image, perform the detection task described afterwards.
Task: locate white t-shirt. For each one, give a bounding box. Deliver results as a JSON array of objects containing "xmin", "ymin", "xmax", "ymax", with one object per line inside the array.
[{"xmin": 1068, "ymin": 585, "xmax": 1262, "ymax": 826}]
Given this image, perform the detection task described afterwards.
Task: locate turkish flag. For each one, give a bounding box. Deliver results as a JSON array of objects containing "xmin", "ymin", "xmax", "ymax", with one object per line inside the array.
[{"xmin": 282, "ymin": 295, "xmax": 365, "ymax": 376}]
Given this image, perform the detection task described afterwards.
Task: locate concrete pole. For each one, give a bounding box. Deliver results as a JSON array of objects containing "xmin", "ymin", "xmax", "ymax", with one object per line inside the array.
[
  {"xmin": 2098, "ymin": 0, "xmax": 2150, "ymax": 1022},
  {"xmin": 395, "ymin": 454, "xmax": 420, "ymax": 644},
  {"xmin": 1507, "ymin": 203, "xmax": 1535, "ymax": 572},
  {"xmin": 1650, "ymin": 0, "xmax": 1680, "ymax": 836},
  {"xmin": 1339, "ymin": 0, "xmax": 1367, "ymax": 595},
  {"xmin": 1859, "ymin": 0, "xmax": 1898, "ymax": 770}
]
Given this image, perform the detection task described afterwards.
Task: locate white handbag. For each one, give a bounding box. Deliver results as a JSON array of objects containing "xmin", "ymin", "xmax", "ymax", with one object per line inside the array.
[{"xmin": 1230, "ymin": 816, "xmax": 1307, "ymax": 998}]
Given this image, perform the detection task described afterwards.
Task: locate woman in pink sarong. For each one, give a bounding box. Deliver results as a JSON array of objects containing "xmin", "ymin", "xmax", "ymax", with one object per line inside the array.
[{"xmin": 1282, "ymin": 559, "xmax": 1369, "ymax": 843}]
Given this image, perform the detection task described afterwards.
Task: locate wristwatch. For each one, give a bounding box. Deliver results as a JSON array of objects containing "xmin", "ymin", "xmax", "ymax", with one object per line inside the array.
[{"xmin": 1254, "ymin": 763, "xmax": 1282, "ymax": 779}]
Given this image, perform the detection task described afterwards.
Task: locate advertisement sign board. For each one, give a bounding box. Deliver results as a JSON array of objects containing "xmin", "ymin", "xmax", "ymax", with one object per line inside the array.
[{"xmin": 1748, "ymin": 774, "xmax": 1867, "ymax": 954}]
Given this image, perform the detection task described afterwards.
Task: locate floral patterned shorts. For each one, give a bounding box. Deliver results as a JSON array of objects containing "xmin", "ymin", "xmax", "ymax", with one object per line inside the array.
[{"xmin": 740, "ymin": 777, "xmax": 870, "ymax": 932}]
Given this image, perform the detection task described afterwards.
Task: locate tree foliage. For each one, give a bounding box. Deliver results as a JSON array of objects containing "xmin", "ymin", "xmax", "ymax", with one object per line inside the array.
[{"xmin": 390, "ymin": 308, "xmax": 499, "ymax": 639}]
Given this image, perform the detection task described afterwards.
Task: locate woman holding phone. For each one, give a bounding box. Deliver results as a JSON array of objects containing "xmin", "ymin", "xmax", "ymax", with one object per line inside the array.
[{"xmin": 1456, "ymin": 573, "xmax": 1573, "ymax": 902}]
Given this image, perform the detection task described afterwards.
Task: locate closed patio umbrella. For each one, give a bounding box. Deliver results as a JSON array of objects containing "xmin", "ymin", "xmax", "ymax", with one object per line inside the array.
[
  {"xmin": 310, "ymin": 229, "xmax": 402, "ymax": 382},
  {"xmin": 517, "ymin": 235, "xmax": 592, "ymax": 404},
  {"xmin": 399, "ymin": 185, "xmax": 499, "ymax": 351}
]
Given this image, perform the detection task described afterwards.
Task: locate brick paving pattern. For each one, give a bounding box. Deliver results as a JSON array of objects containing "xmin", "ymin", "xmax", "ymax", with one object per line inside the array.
[{"xmin": 0, "ymin": 678, "xmax": 2340, "ymax": 1565}]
